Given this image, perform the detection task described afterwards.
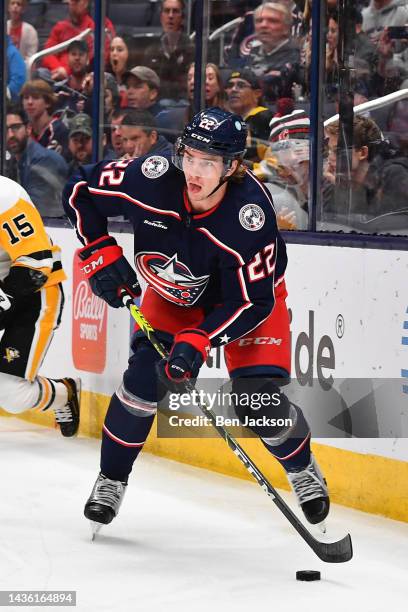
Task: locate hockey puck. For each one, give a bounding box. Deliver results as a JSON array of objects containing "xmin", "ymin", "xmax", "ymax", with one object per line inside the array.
[{"xmin": 296, "ymin": 570, "xmax": 321, "ymax": 582}]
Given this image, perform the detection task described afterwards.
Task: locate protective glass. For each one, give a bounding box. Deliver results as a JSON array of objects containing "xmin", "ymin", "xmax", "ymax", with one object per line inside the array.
[
  {"xmin": 271, "ymin": 139, "xmax": 310, "ymax": 164},
  {"xmin": 269, "ymin": 139, "xmax": 309, "ymax": 186}
]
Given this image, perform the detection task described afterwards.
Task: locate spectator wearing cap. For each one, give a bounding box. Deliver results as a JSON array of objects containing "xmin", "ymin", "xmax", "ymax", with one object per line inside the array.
[
  {"xmin": 54, "ymin": 39, "xmax": 89, "ymax": 114},
  {"xmin": 67, "ymin": 113, "xmax": 114, "ymax": 174},
  {"xmin": 7, "ymin": 0, "xmax": 38, "ymax": 62},
  {"xmin": 121, "ymin": 109, "xmax": 173, "ymax": 159},
  {"xmin": 124, "ymin": 67, "xmax": 164, "ymax": 116},
  {"xmin": 243, "ymin": 2, "xmax": 301, "ymax": 104},
  {"xmin": 21, "ymin": 79, "xmax": 69, "ymax": 156},
  {"xmin": 5, "ymin": 104, "xmax": 68, "ymax": 217},
  {"xmin": 66, "ymin": 40, "xmax": 89, "ymax": 92},
  {"xmin": 225, "ymin": 68, "xmax": 273, "ymax": 163},
  {"xmin": 42, "ymin": 0, "xmax": 115, "ymax": 82},
  {"xmin": 143, "ymin": 0, "xmax": 194, "ymax": 102},
  {"xmin": 256, "ymin": 109, "xmax": 310, "ymax": 229}
]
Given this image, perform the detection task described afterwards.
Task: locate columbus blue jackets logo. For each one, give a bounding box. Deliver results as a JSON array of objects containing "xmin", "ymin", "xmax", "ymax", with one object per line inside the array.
[
  {"xmin": 135, "ymin": 252, "xmax": 209, "ymax": 306},
  {"xmin": 141, "ymin": 156, "xmax": 169, "ymax": 179},
  {"xmin": 239, "ymin": 204, "xmax": 265, "ymax": 231}
]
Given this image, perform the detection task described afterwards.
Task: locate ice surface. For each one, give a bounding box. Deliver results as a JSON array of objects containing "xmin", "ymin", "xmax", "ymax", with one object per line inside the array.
[{"xmin": 0, "ymin": 417, "xmax": 407, "ymax": 612}]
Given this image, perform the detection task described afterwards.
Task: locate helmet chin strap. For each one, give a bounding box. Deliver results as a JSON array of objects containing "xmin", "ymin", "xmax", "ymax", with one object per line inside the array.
[
  {"xmin": 206, "ymin": 159, "xmax": 236, "ymax": 198},
  {"xmin": 207, "ymin": 175, "xmax": 228, "ymax": 198}
]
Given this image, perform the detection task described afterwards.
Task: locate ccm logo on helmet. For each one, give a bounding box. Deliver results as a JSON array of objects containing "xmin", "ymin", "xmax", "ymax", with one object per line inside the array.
[
  {"xmin": 191, "ymin": 132, "xmax": 211, "ymax": 143},
  {"xmin": 238, "ymin": 337, "xmax": 282, "ymax": 346}
]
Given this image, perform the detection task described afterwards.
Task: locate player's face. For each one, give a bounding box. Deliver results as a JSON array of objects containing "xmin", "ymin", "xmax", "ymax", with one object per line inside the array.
[
  {"xmin": 183, "ymin": 146, "xmax": 226, "ymax": 202},
  {"xmin": 22, "ymin": 93, "xmax": 49, "ymax": 119},
  {"xmin": 121, "ymin": 125, "xmax": 157, "ymax": 158}
]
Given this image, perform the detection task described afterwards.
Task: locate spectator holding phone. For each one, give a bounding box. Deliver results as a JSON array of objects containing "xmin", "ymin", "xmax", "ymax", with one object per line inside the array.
[{"xmin": 362, "ymin": 0, "xmax": 408, "ymax": 40}]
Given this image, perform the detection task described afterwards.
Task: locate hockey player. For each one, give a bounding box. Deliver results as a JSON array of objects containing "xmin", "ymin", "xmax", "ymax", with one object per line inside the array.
[
  {"xmin": 0, "ymin": 175, "xmax": 79, "ymax": 436},
  {"xmin": 63, "ymin": 107, "xmax": 329, "ymax": 530}
]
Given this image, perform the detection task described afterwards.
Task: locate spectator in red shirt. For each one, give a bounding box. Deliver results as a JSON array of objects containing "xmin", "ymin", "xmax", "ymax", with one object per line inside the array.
[{"xmin": 42, "ymin": 0, "xmax": 115, "ymax": 82}]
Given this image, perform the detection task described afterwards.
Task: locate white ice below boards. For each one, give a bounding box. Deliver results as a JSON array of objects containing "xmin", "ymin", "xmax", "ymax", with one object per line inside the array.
[{"xmin": 0, "ymin": 417, "xmax": 407, "ymax": 612}]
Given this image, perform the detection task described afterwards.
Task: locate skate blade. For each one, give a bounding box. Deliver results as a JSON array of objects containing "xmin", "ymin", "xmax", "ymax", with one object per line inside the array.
[{"xmin": 90, "ymin": 521, "xmax": 102, "ymax": 541}]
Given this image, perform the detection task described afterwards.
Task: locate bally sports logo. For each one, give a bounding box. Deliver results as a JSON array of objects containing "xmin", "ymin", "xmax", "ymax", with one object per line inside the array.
[{"xmin": 72, "ymin": 253, "xmax": 107, "ymax": 373}]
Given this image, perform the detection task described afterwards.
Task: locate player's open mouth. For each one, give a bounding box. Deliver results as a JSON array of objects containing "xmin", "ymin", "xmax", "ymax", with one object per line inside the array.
[{"xmin": 188, "ymin": 182, "xmax": 202, "ymax": 194}]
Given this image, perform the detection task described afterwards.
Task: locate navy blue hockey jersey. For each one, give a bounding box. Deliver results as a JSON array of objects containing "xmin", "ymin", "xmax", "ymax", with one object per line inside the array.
[{"xmin": 63, "ymin": 154, "xmax": 288, "ymax": 348}]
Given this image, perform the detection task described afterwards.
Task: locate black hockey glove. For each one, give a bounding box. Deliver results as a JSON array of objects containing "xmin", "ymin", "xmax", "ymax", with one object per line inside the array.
[
  {"xmin": 77, "ymin": 235, "xmax": 141, "ymax": 308},
  {"xmin": 156, "ymin": 328, "xmax": 210, "ymax": 393}
]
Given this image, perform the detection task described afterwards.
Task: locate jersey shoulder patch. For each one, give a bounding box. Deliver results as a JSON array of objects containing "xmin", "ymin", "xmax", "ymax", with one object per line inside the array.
[{"xmin": 0, "ymin": 176, "xmax": 33, "ymax": 215}]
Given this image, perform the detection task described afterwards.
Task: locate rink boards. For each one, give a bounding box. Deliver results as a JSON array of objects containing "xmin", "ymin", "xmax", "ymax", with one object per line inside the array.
[{"xmin": 2, "ymin": 225, "xmax": 408, "ymax": 523}]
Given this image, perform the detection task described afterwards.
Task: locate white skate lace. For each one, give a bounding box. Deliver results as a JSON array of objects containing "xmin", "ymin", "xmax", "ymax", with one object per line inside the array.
[
  {"xmin": 53, "ymin": 403, "xmax": 73, "ymax": 423},
  {"xmin": 287, "ymin": 460, "xmax": 327, "ymax": 505},
  {"xmin": 91, "ymin": 477, "xmax": 124, "ymax": 509}
]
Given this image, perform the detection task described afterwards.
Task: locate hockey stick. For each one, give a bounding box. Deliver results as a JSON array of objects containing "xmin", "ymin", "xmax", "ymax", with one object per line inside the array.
[{"xmin": 121, "ymin": 290, "xmax": 353, "ymax": 563}]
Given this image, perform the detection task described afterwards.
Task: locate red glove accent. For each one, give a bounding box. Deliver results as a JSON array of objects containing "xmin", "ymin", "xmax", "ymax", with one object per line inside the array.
[
  {"xmin": 76, "ymin": 236, "xmax": 122, "ymax": 279},
  {"xmin": 173, "ymin": 328, "xmax": 211, "ymax": 363}
]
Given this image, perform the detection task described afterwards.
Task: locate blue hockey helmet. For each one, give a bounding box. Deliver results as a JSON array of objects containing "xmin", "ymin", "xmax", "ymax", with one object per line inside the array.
[{"xmin": 176, "ymin": 107, "xmax": 247, "ymax": 160}]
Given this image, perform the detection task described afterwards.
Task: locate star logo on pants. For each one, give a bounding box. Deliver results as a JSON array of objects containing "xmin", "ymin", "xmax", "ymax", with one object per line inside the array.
[{"xmin": 218, "ymin": 334, "xmax": 231, "ymax": 345}]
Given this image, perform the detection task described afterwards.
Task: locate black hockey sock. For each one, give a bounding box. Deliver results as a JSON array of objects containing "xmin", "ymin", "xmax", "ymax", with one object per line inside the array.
[{"xmin": 100, "ymin": 392, "xmax": 155, "ymax": 482}]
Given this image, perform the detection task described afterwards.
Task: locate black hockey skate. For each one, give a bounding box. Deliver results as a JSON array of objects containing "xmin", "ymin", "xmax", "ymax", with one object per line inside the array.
[
  {"xmin": 84, "ymin": 473, "xmax": 127, "ymax": 533},
  {"xmin": 287, "ymin": 454, "xmax": 330, "ymax": 526},
  {"xmin": 53, "ymin": 378, "xmax": 80, "ymax": 437}
]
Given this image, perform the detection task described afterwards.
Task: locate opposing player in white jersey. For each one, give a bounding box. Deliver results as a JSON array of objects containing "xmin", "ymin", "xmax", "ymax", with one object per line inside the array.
[{"xmin": 0, "ymin": 175, "xmax": 79, "ymax": 436}]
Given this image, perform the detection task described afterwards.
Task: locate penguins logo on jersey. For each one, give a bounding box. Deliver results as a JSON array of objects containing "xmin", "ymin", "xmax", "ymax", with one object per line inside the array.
[
  {"xmin": 239, "ymin": 204, "xmax": 265, "ymax": 231},
  {"xmin": 135, "ymin": 252, "xmax": 209, "ymax": 306},
  {"xmin": 141, "ymin": 156, "xmax": 169, "ymax": 179},
  {"xmin": 4, "ymin": 347, "xmax": 20, "ymax": 363}
]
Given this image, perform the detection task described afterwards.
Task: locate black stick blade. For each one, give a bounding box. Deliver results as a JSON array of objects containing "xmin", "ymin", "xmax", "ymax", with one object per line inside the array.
[{"xmin": 311, "ymin": 533, "xmax": 353, "ymax": 563}]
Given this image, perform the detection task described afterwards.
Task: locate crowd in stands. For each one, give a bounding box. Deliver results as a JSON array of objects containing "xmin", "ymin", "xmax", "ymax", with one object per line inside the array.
[{"xmin": 3, "ymin": 0, "xmax": 408, "ymax": 233}]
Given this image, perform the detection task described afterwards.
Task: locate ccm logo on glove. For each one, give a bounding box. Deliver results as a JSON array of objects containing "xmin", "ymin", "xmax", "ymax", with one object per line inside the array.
[{"xmin": 76, "ymin": 235, "xmax": 141, "ymax": 308}]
